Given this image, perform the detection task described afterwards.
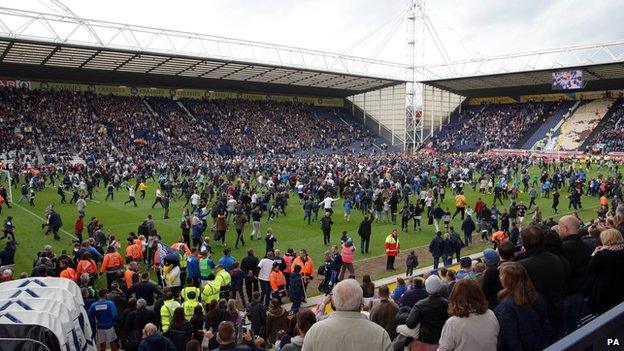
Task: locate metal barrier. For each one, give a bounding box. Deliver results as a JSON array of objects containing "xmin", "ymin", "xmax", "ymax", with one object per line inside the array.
[{"xmin": 544, "ymin": 302, "xmax": 624, "ymax": 351}]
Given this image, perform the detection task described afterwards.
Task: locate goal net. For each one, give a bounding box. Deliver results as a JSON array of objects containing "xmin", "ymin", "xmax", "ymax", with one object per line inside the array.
[{"xmin": 0, "ymin": 169, "xmax": 12, "ymax": 203}]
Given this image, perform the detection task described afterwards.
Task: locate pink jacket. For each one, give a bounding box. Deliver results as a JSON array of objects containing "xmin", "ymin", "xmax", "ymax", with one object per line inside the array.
[{"xmin": 341, "ymin": 243, "xmax": 355, "ymax": 264}]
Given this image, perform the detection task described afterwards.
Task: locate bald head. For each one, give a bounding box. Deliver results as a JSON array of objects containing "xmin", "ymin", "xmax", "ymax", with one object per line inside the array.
[{"xmin": 558, "ymin": 215, "xmax": 580, "ymax": 237}]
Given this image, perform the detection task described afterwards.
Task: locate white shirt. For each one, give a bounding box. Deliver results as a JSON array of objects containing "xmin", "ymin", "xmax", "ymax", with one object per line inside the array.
[
  {"xmin": 190, "ymin": 193, "xmax": 200, "ymax": 205},
  {"xmin": 156, "ymin": 189, "xmax": 163, "ymax": 198},
  {"xmin": 319, "ymin": 197, "xmax": 338, "ymax": 210},
  {"xmin": 166, "ymin": 265, "xmax": 181, "ymax": 288},
  {"xmin": 251, "ymin": 193, "xmax": 258, "ymax": 204},
  {"xmin": 257, "ymin": 258, "xmax": 274, "ymax": 281},
  {"xmin": 128, "ymin": 187, "xmax": 136, "ymax": 197}
]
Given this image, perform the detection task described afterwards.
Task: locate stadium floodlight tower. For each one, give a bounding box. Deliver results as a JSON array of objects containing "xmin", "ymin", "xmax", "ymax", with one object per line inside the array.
[{"xmin": 404, "ymin": 0, "xmax": 424, "ymax": 153}]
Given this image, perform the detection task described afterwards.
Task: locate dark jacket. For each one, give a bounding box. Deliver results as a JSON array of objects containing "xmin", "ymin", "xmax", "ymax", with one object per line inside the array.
[
  {"xmin": 429, "ymin": 235, "xmax": 444, "ymax": 257},
  {"xmin": 494, "ymin": 296, "xmax": 550, "ymax": 351},
  {"xmin": 358, "ymin": 219, "xmax": 372, "ymax": 238},
  {"xmin": 481, "ymin": 264, "xmax": 503, "ymax": 309},
  {"xmin": 441, "ymin": 239, "xmax": 453, "ymax": 256},
  {"xmin": 288, "ymin": 271, "xmax": 305, "ymax": 303},
  {"xmin": 588, "ymin": 247, "xmax": 624, "ymax": 314},
  {"xmin": 461, "ymin": 217, "xmax": 476, "ymax": 234},
  {"xmin": 138, "ymin": 333, "xmax": 176, "ymax": 351},
  {"xmin": 247, "ymin": 300, "xmax": 266, "ymax": 336},
  {"xmin": 166, "ymin": 321, "xmax": 193, "ymax": 351},
  {"xmin": 559, "ymin": 234, "xmax": 590, "ymax": 295},
  {"xmin": 517, "ymin": 247, "xmax": 566, "ymax": 340},
  {"xmin": 398, "ymin": 287, "xmax": 428, "ymax": 309},
  {"xmin": 405, "ymin": 296, "xmax": 449, "ymax": 344}
]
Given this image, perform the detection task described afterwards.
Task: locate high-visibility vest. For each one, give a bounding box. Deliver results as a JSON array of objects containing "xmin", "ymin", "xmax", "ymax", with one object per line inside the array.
[
  {"xmin": 199, "ymin": 258, "xmax": 213, "ymax": 280},
  {"xmin": 124, "ymin": 269, "xmax": 138, "ymax": 289},
  {"xmin": 101, "ymin": 252, "xmax": 123, "ymax": 273},
  {"xmin": 269, "ymin": 270, "xmax": 286, "ymax": 291},
  {"xmin": 180, "ymin": 286, "xmax": 201, "ymax": 302},
  {"xmin": 160, "ymin": 299, "xmax": 181, "ymax": 332},
  {"xmin": 215, "ymin": 269, "xmax": 231, "ymax": 288},
  {"xmin": 60, "ymin": 267, "xmax": 77, "ymax": 282},
  {"xmin": 201, "ymin": 280, "xmax": 221, "ymax": 304},
  {"xmin": 182, "ymin": 298, "xmax": 202, "ymax": 320},
  {"xmin": 292, "ymin": 256, "xmax": 315, "ymax": 277},
  {"xmin": 179, "ymin": 252, "xmax": 188, "ymax": 270}
]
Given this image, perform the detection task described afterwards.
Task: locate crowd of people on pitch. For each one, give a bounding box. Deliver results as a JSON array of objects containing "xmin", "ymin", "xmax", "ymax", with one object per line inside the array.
[
  {"xmin": 1, "ymin": 201, "xmax": 623, "ymax": 351},
  {"xmin": 432, "ymin": 102, "xmax": 551, "ymax": 152},
  {"xmin": 1, "ymin": 148, "xmax": 624, "ymax": 350}
]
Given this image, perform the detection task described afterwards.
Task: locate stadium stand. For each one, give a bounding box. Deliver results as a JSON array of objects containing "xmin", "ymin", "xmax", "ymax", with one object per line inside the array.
[
  {"xmin": 556, "ymin": 98, "xmax": 615, "ymax": 150},
  {"xmin": 0, "ymin": 87, "xmax": 379, "ymax": 165},
  {"xmin": 584, "ymin": 98, "xmax": 624, "ymax": 152},
  {"xmin": 522, "ymin": 100, "xmax": 576, "ymax": 150},
  {"xmin": 432, "ymin": 102, "xmax": 551, "ymax": 151}
]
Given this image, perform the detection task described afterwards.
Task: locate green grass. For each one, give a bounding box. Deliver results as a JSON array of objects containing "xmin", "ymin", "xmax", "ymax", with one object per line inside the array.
[{"xmin": 1, "ymin": 163, "xmax": 613, "ymax": 281}]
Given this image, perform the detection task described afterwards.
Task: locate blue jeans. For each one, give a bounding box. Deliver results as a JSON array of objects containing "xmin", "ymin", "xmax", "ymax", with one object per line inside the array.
[
  {"xmin": 260, "ymin": 280, "xmax": 271, "ymax": 307},
  {"xmin": 562, "ymin": 293, "xmax": 584, "ymax": 336}
]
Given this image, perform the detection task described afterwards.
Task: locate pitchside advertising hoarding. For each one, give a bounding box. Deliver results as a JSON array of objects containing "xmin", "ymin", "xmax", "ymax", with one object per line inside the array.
[
  {"xmin": 0, "ymin": 77, "xmax": 344, "ymax": 107},
  {"xmin": 467, "ymin": 89, "xmax": 624, "ymax": 105}
]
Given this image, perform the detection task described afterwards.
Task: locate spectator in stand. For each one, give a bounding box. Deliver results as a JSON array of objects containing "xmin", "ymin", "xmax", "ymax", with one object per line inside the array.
[
  {"xmin": 481, "ymin": 243, "xmax": 514, "ymax": 310},
  {"xmin": 137, "ymin": 323, "xmax": 176, "ymax": 351},
  {"xmin": 302, "ymin": 279, "xmax": 392, "ymax": 351},
  {"xmin": 557, "ymin": 215, "xmax": 591, "ymax": 336},
  {"xmin": 588, "ymin": 228, "xmax": 624, "ymax": 314},
  {"xmin": 165, "ymin": 307, "xmax": 193, "ymax": 351},
  {"xmin": 281, "ymin": 310, "xmax": 316, "ymax": 351},
  {"xmin": 438, "ymin": 279, "xmax": 499, "ymax": 351},
  {"xmin": 515, "ymin": 225, "xmax": 566, "ymax": 342},
  {"xmin": 398, "ymin": 275, "xmax": 449, "ymax": 349},
  {"xmin": 494, "ymin": 262, "xmax": 551, "ymax": 351},
  {"xmin": 398, "ymin": 278, "xmax": 428, "ymax": 309},
  {"xmin": 266, "ymin": 298, "xmax": 289, "ymax": 346},
  {"xmin": 370, "ymin": 285, "xmax": 399, "ymax": 340}
]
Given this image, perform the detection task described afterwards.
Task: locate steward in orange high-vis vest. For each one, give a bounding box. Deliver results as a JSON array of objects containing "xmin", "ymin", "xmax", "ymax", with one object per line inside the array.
[
  {"xmin": 59, "ymin": 259, "xmax": 77, "ymax": 282},
  {"xmin": 101, "ymin": 246, "xmax": 123, "ymax": 288},
  {"xmin": 125, "ymin": 237, "xmax": 143, "ymax": 261},
  {"xmin": 385, "ymin": 229, "xmax": 400, "ymax": 271},
  {"xmin": 269, "ymin": 262, "xmax": 287, "ymax": 302},
  {"xmin": 124, "ymin": 261, "xmax": 140, "ymax": 289},
  {"xmin": 291, "ymin": 249, "xmax": 314, "ymax": 290}
]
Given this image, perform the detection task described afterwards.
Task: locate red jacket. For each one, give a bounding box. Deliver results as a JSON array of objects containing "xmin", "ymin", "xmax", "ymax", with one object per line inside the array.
[
  {"xmin": 74, "ymin": 217, "xmax": 84, "ymax": 235},
  {"xmin": 385, "ymin": 235, "xmax": 400, "ymax": 257}
]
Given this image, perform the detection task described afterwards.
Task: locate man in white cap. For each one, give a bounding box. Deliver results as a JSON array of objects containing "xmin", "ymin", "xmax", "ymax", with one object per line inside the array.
[{"xmin": 403, "ymin": 275, "xmax": 449, "ymax": 346}]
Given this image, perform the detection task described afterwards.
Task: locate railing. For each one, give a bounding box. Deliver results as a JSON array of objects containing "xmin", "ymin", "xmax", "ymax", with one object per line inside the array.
[{"xmin": 544, "ymin": 302, "xmax": 624, "ymax": 351}]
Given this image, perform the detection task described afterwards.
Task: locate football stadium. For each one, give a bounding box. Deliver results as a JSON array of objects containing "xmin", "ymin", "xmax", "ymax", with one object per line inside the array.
[{"xmin": 0, "ymin": 0, "xmax": 623, "ymax": 350}]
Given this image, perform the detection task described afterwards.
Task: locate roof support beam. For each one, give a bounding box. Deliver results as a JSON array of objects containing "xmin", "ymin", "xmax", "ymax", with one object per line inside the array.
[
  {"xmin": 79, "ymin": 49, "xmax": 102, "ymax": 68},
  {"xmin": 0, "ymin": 41, "xmax": 13, "ymax": 61},
  {"xmin": 41, "ymin": 46, "xmax": 61, "ymax": 65}
]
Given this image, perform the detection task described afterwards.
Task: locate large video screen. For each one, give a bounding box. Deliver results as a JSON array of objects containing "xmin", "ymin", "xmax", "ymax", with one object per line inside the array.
[{"xmin": 551, "ymin": 70, "xmax": 583, "ymax": 90}]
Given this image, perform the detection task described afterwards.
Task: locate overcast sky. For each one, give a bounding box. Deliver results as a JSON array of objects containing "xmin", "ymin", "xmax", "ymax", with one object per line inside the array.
[{"xmin": 5, "ymin": 0, "xmax": 624, "ymax": 68}]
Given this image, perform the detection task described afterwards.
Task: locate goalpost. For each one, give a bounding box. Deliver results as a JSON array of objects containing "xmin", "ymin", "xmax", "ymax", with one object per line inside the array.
[{"xmin": 0, "ymin": 169, "xmax": 12, "ymax": 203}]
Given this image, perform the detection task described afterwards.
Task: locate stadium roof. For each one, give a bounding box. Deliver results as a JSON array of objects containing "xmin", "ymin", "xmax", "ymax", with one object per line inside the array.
[
  {"xmin": 0, "ymin": 8, "xmax": 408, "ymax": 98},
  {"xmin": 421, "ymin": 61, "xmax": 624, "ymax": 98}
]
